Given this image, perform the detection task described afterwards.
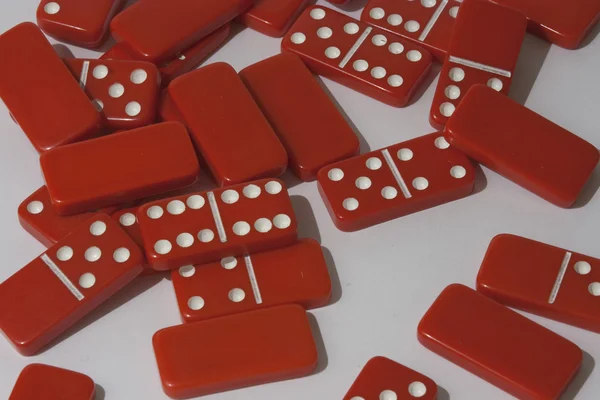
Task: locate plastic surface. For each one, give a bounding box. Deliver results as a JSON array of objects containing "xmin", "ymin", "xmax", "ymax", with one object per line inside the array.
[
  {"xmin": 0, "ymin": 215, "xmax": 144, "ymax": 355},
  {"xmin": 152, "ymin": 305, "xmax": 318, "ymax": 399},
  {"xmin": 240, "ymin": 53, "xmax": 359, "ymax": 181},
  {"xmin": 343, "ymin": 356, "xmax": 437, "ymax": 400},
  {"xmin": 167, "ymin": 62, "xmax": 288, "ymax": 186},
  {"xmin": 282, "ymin": 6, "xmax": 433, "ymax": 107},
  {"xmin": 40, "ymin": 122, "xmax": 200, "ymax": 215},
  {"xmin": 477, "ymin": 233, "xmax": 600, "ymax": 334},
  {"xmin": 137, "ymin": 178, "xmax": 297, "ymax": 271},
  {"xmin": 317, "ymin": 132, "xmax": 475, "ymax": 231},
  {"xmin": 0, "ymin": 22, "xmax": 101, "ymax": 153},
  {"xmin": 429, "ymin": 0, "xmax": 527, "ymax": 129},
  {"xmin": 240, "ymin": 0, "xmax": 310, "ymax": 37},
  {"xmin": 171, "ymin": 238, "xmax": 331, "ymax": 322},
  {"xmin": 64, "ymin": 58, "xmax": 160, "ymax": 131},
  {"xmin": 418, "ymin": 284, "xmax": 582, "ymax": 400},
  {"xmin": 445, "ymin": 85, "xmax": 600, "ymax": 207},
  {"xmin": 9, "ymin": 363, "xmax": 95, "ymax": 400}
]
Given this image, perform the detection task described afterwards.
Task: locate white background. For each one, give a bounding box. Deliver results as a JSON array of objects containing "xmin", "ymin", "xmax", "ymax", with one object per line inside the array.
[{"xmin": 1, "ymin": 1, "xmax": 599, "ymax": 399}]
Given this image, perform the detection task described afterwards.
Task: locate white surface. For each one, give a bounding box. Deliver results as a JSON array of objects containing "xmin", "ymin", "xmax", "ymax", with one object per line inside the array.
[{"xmin": 1, "ymin": 1, "xmax": 599, "ymax": 399}]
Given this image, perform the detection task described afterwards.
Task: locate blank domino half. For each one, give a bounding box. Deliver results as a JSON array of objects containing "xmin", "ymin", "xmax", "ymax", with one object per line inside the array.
[
  {"xmin": 343, "ymin": 356, "xmax": 437, "ymax": 400},
  {"xmin": 152, "ymin": 305, "xmax": 317, "ymax": 398},
  {"xmin": 171, "ymin": 239, "xmax": 331, "ymax": 322},
  {"xmin": 477, "ymin": 234, "xmax": 600, "ymax": 333},
  {"xmin": 8, "ymin": 364, "xmax": 95, "ymax": 400},
  {"xmin": 137, "ymin": 179, "xmax": 297, "ymax": 271},
  {"xmin": 282, "ymin": 6, "xmax": 433, "ymax": 107},
  {"xmin": 317, "ymin": 132, "xmax": 475, "ymax": 231},
  {"xmin": 429, "ymin": 0, "xmax": 526, "ymax": 129},
  {"xmin": 240, "ymin": 0, "xmax": 310, "ymax": 37},
  {"xmin": 418, "ymin": 284, "xmax": 582, "ymax": 400},
  {"xmin": 445, "ymin": 85, "xmax": 599, "ymax": 207}
]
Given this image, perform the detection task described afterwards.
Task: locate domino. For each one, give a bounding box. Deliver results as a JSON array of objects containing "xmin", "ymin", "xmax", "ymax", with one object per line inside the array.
[
  {"xmin": 282, "ymin": 6, "xmax": 433, "ymax": 107},
  {"xmin": 361, "ymin": 0, "xmax": 463, "ymax": 60},
  {"xmin": 36, "ymin": 0, "xmax": 125, "ymax": 48},
  {"xmin": 418, "ymin": 284, "xmax": 582, "ymax": 400},
  {"xmin": 110, "ymin": 0, "xmax": 251, "ymax": 63},
  {"xmin": 240, "ymin": 0, "xmax": 310, "ymax": 37},
  {"xmin": 167, "ymin": 62, "xmax": 288, "ymax": 186},
  {"xmin": 9, "ymin": 364, "xmax": 95, "ymax": 400},
  {"xmin": 64, "ymin": 59, "xmax": 161, "ymax": 131},
  {"xmin": 171, "ymin": 239, "xmax": 331, "ymax": 322},
  {"xmin": 153, "ymin": 305, "xmax": 317, "ymax": 398},
  {"xmin": 429, "ymin": 0, "xmax": 527, "ymax": 129},
  {"xmin": 18, "ymin": 186, "xmax": 116, "ymax": 248},
  {"xmin": 137, "ymin": 178, "xmax": 297, "ymax": 271},
  {"xmin": 445, "ymin": 85, "xmax": 600, "ymax": 207},
  {"xmin": 477, "ymin": 234, "xmax": 600, "ymax": 334},
  {"xmin": 41, "ymin": 122, "xmax": 200, "ymax": 216},
  {"xmin": 317, "ymin": 132, "xmax": 475, "ymax": 232},
  {"xmin": 490, "ymin": 0, "xmax": 600, "ymax": 49},
  {"xmin": 343, "ymin": 356, "xmax": 437, "ymax": 400},
  {"xmin": 0, "ymin": 23, "xmax": 101, "ymax": 153},
  {"xmin": 240, "ymin": 53, "xmax": 359, "ymax": 181},
  {"xmin": 0, "ymin": 215, "xmax": 144, "ymax": 355},
  {"xmin": 102, "ymin": 25, "xmax": 231, "ymax": 86}
]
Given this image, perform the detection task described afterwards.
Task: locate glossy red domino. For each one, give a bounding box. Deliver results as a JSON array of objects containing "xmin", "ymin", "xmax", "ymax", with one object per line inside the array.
[
  {"xmin": 282, "ymin": 6, "xmax": 433, "ymax": 107},
  {"xmin": 317, "ymin": 132, "xmax": 474, "ymax": 231},
  {"xmin": 137, "ymin": 179, "xmax": 297, "ymax": 271},
  {"xmin": 477, "ymin": 234, "xmax": 600, "ymax": 334},
  {"xmin": 41, "ymin": 122, "xmax": 200, "ymax": 216},
  {"xmin": 0, "ymin": 215, "xmax": 144, "ymax": 356},
  {"xmin": 361, "ymin": 0, "xmax": 462, "ymax": 60},
  {"xmin": 18, "ymin": 186, "xmax": 116, "ymax": 248},
  {"xmin": 343, "ymin": 356, "xmax": 437, "ymax": 400},
  {"xmin": 490, "ymin": 0, "xmax": 600, "ymax": 49},
  {"xmin": 172, "ymin": 239, "xmax": 331, "ymax": 322},
  {"xmin": 0, "ymin": 23, "xmax": 101, "ymax": 153},
  {"xmin": 418, "ymin": 284, "xmax": 582, "ymax": 400},
  {"xmin": 102, "ymin": 25, "xmax": 231, "ymax": 86},
  {"xmin": 9, "ymin": 364, "xmax": 95, "ymax": 400},
  {"xmin": 445, "ymin": 85, "xmax": 599, "ymax": 207},
  {"xmin": 110, "ymin": 0, "xmax": 251, "ymax": 63},
  {"xmin": 64, "ymin": 59, "xmax": 160, "ymax": 130},
  {"xmin": 430, "ymin": 0, "xmax": 526, "ymax": 129},
  {"xmin": 240, "ymin": 0, "xmax": 310, "ymax": 37},
  {"xmin": 167, "ymin": 63, "xmax": 288, "ymax": 186},
  {"xmin": 36, "ymin": 0, "xmax": 125, "ymax": 48},
  {"xmin": 153, "ymin": 305, "xmax": 317, "ymax": 399},
  {"xmin": 240, "ymin": 53, "xmax": 359, "ymax": 181}
]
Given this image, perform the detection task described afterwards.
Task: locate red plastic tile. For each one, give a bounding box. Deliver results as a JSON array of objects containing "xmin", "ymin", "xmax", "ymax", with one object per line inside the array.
[
  {"xmin": 9, "ymin": 364, "xmax": 95, "ymax": 400},
  {"xmin": 240, "ymin": 0, "xmax": 310, "ymax": 37}
]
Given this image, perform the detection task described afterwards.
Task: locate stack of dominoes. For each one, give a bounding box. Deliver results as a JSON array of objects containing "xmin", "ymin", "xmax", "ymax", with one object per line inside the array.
[{"xmin": 0, "ymin": 0, "xmax": 599, "ymax": 399}]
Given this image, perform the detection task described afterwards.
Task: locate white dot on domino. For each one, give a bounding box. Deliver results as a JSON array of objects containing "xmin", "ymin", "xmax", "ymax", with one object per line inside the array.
[
  {"xmin": 27, "ymin": 201, "xmax": 44, "ymax": 214},
  {"xmin": 409, "ymin": 380, "xmax": 427, "ymax": 396},
  {"xmin": 179, "ymin": 265, "xmax": 196, "ymax": 277}
]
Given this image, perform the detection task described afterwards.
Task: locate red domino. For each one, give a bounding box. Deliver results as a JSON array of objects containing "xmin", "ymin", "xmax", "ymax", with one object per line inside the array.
[
  {"xmin": 171, "ymin": 239, "xmax": 331, "ymax": 322},
  {"xmin": 240, "ymin": 0, "xmax": 310, "ymax": 37},
  {"xmin": 137, "ymin": 178, "xmax": 297, "ymax": 271},
  {"xmin": 477, "ymin": 234, "xmax": 600, "ymax": 334},
  {"xmin": 64, "ymin": 59, "xmax": 161, "ymax": 131},
  {"xmin": 18, "ymin": 186, "xmax": 116, "ymax": 248},
  {"xmin": 240, "ymin": 53, "xmax": 359, "ymax": 181},
  {"xmin": 282, "ymin": 6, "xmax": 433, "ymax": 107},
  {"xmin": 0, "ymin": 215, "xmax": 144, "ymax": 355},
  {"xmin": 317, "ymin": 132, "xmax": 474, "ymax": 231},
  {"xmin": 9, "ymin": 364, "xmax": 95, "ymax": 400},
  {"xmin": 445, "ymin": 85, "xmax": 599, "ymax": 207},
  {"xmin": 110, "ymin": 0, "xmax": 251, "ymax": 63},
  {"xmin": 153, "ymin": 305, "xmax": 317, "ymax": 398},
  {"xmin": 429, "ymin": 0, "xmax": 527, "ymax": 129},
  {"xmin": 0, "ymin": 23, "xmax": 101, "ymax": 153},
  {"xmin": 418, "ymin": 284, "xmax": 582, "ymax": 400},
  {"xmin": 167, "ymin": 62, "xmax": 288, "ymax": 186},
  {"xmin": 36, "ymin": 0, "xmax": 125, "ymax": 48},
  {"xmin": 41, "ymin": 122, "xmax": 200, "ymax": 216},
  {"xmin": 490, "ymin": 0, "xmax": 600, "ymax": 49},
  {"xmin": 343, "ymin": 356, "xmax": 437, "ymax": 400},
  {"xmin": 361, "ymin": 0, "xmax": 463, "ymax": 60}
]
